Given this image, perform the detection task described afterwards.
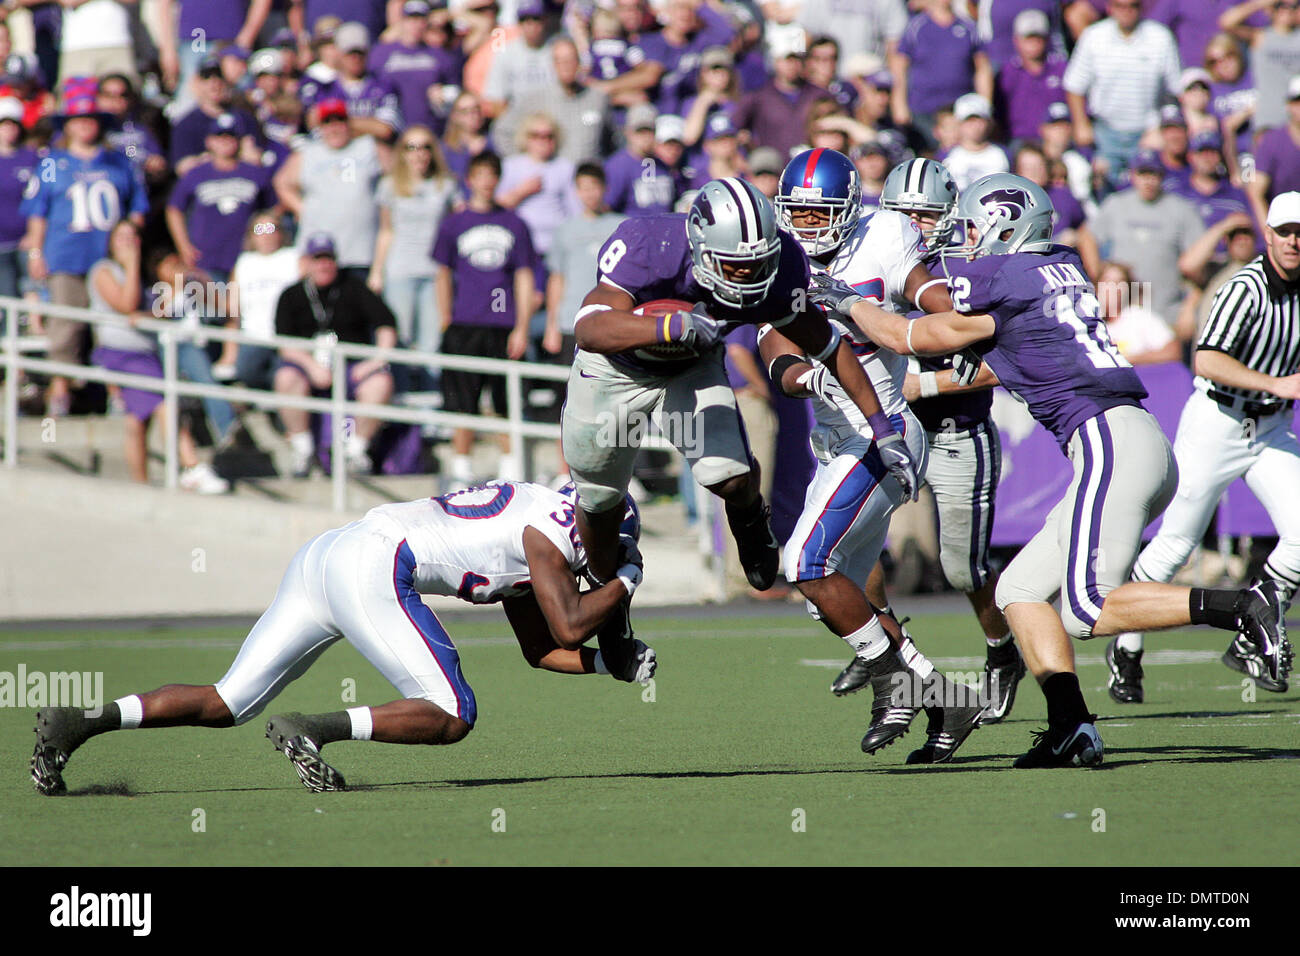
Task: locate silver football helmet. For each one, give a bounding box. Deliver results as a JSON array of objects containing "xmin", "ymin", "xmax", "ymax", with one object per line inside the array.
[
  {"xmin": 951, "ymin": 172, "xmax": 1056, "ymax": 258},
  {"xmin": 880, "ymin": 158, "xmax": 959, "ymax": 249},
  {"xmin": 686, "ymin": 178, "xmax": 783, "ymax": 308}
]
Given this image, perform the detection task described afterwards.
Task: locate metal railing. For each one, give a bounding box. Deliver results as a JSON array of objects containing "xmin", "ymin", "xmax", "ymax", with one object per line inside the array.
[{"xmin": 0, "ymin": 295, "xmax": 580, "ymax": 511}]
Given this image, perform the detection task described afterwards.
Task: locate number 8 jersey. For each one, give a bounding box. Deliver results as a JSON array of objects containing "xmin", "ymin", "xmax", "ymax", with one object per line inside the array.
[
  {"xmin": 362, "ymin": 482, "xmax": 585, "ymax": 604},
  {"xmin": 945, "ymin": 246, "xmax": 1148, "ymax": 454},
  {"xmin": 23, "ymin": 146, "xmax": 149, "ymax": 275}
]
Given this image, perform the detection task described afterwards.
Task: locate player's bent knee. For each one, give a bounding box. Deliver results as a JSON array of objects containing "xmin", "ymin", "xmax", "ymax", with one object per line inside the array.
[
  {"xmin": 572, "ymin": 477, "xmax": 624, "ymax": 515},
  {"xmin": 1059, "ymin": 607, "xmax": 1097, "ymax": 641},
  {"xmin": 939, "ymin": 554, "xmax": 977, "ymax": 595},
  {"xmin": 706, "ymin": 470, "xmax": 752, "ymax": 502},
  {"xmin": 443, "ymin": 717, "xmax": 472, "ymax": 744}
]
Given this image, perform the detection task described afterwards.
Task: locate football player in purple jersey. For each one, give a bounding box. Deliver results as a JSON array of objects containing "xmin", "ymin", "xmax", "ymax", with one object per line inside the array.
[
  {"xmin": 812, "ymin": 172, "xmax": 1293, "ymax": 768},
  {"xmin": 562, "ymin": 177, "xmax": 918, "ymax": 677},
  {"xmin": 32, "ymin": 483, "xmax": 648, "ymax": 795}
]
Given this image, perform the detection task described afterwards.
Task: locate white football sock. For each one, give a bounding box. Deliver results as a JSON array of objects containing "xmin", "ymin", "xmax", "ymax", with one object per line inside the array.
[
  {"xmin": 115, "ymin": 695, "xmax": 143, "ymax": 729},
  {"xmin": 1116, "ymin": 632, "xmax": 1144, "ymax": 654},
  {"xmin": 347, "ymin": 706, "xmax": 373, "ymax": 741},
  {"xmin": 845, "ymin": 616, "xmax": 890, "ymax": 662}
]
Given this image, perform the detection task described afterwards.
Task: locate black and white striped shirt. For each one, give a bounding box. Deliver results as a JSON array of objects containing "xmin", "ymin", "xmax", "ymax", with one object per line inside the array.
[{"xmin": 1197, "ymin": 255, "xmax": 1300, "ymax": 404}]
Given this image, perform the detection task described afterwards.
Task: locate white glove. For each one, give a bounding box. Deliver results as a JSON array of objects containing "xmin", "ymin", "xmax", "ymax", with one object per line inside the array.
[
  {"xmin": 628, "ymin": 639, "xmax": 657, "ymax": 684},
  {"xmin": 796, "ymin": 364, "xmax": 848, "ymax": 407},
  {"xmin": 661, "ymin": 304, "xmax": 724, "ymax": 351},
  {"xmin": 876, "ymin": 431, "xmax": 919, "ymax": 502},
  {"xmin": 950, "ymin": 348, "xmax": 982, "ymax": 386}
]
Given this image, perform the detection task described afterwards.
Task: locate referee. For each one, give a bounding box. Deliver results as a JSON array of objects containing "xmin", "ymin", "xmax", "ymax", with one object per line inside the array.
[{"xmin": 1107, "ymin": 192, "xmax": 1300, "ymax": 701}]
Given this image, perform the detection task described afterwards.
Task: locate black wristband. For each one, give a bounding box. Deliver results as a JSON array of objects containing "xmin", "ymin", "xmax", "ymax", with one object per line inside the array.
[{"xmin": 768, "ymin": 353, "xmax": 807, "ymax": 396}]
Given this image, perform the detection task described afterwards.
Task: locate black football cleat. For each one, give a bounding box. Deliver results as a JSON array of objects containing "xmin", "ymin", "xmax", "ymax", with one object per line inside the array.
[
  {"xmin": 266, "ymin": 712, "xmax": 346, "ymax": 792},
  {"xmin": 1013, "ymin": 719, "xmax": 1103, "ymax": 768},
  {"xmin": 980, "ymin": 641, "xmax": 1027, "ymax": 723},
  {"xmin": 905, "ymin": 702, "xmax": 983, "ymax": 764},
  {"xmin": 1222, "ymin": 634, "xmax": 1290, "ymax": 693},
  {"xmin": 730, "ymin": 500, "xmax": 779, "ymax": 591},
  {"xmin": 860, "ymin": 667, "xmax": 921, "ymax": 754},
  {"xmin": 1234, "ymin": 581, "xmax": 1293, "ymax": 684},
  {"xmin": 1105, "ymin": 639, "xmax": 1144, "ymax": 704},
  {"xmin": 832, "ymin": 656, "xmax": 873, "ymax": 696},
  {"xmin": 31, "ymin": 707, "xmax": 95, "ymax": 796}
]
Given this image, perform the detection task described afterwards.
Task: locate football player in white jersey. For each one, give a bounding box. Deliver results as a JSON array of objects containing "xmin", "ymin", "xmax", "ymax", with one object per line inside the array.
[
  {"xmin": 31, "ymin": 482, "xmax": 650, "ymax": 795},
  {"xmin": 764, "ymin": 148, "xmax": 984, "ymax": 763}
]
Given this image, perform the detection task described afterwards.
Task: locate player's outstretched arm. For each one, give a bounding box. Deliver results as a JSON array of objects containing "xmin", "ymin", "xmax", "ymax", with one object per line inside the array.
[
  {"xmin": 572, "ymin": 284, "xmax": 723, "ymax": 354},
  {"xmin": 523, "ymin": 527, "xmax": 640, "ymax": 650},
  {"xmin": 811, "ymin": 273, "xmax": 995, "ymax": 357}
]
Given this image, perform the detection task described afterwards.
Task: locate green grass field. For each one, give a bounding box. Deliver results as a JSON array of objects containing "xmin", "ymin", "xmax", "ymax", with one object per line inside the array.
[{"xmin": 2, "ymin": 609, "xmax": 1297, "ymax": 866}]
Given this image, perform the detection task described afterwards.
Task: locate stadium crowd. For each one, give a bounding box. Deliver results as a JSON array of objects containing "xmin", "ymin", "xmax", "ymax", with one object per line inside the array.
[{"xmin": 1, "ymin": 0, "xmax": 1298, "ymax": 498}]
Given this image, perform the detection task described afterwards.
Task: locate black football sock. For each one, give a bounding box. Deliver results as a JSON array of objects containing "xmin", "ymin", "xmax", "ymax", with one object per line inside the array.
[
  {"xmin": 724, "ymin": 491, "xmax": 764, "ymax": 527},
  {"xmin": 82, "ymin": 702, "xmax": 121, "ymax": 736},
  {"xmin": 1042, "ymin": 672, "xmax": 1090, "ymax": 727},
  {"xmin": 987, "ymin": 639, "xmax": 1019, "ymax": 667},
  {"xmin": 306, "ymin": 711, "xmax": 353, "ymax": 745},
  {"xmin": 1189, "ymin": 588, "xmax": 1240, "ymax": 631}
]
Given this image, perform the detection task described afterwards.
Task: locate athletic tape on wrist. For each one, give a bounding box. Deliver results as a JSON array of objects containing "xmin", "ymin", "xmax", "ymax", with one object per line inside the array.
[
  {"xmin": 919, "ymin": 371, "xmax": 939, "ymax": 398},
  {"xmin": 616, "ymin": 563, "xmax": 640, "ymax": 598}
]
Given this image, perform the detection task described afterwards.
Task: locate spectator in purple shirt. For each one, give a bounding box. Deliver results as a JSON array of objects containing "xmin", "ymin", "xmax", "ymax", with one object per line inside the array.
[
  {"xmin": 1204, "ymin": 31, "xmax": 1257, "ymax": 174},
  {"xmin": 603, "ymin": 104, "xmax": 676, "ymax": 215},
  {"xmin": 1014, "ymin": 141, "xmax": 1095, "ymax": 259},
  {"xmin": 95, "ymin": 74, "xmax": 167, "ymax": 185},
  {"xmin": 165, "ymin": 113, "xmax": 278, "ymax": 282},
  {"xmin": 1150, "ymin": 0, "xmax": 1269, "ymax": 72},
  {"xmin": 169, "ymin": 55, "xmax": 263, "ymax": 176},
  {"xmin": 893, "ymin": 0, "xmax": 992, "ymax": 145},
  {"xmin": 369, "ymin": 0, "xmax": 460, "ymax": 134},
  {"xmin": 290, "ymin": 0, "xmax": 386, "ymax": 52},
  {"xmin": 804, "ymin": 37, "xmax": 859, "ymax": 117},
  {"xmin": 629, "ymin": 0, "xmax": 734, "ymax": 116},
  {"xmin": 1156, "ymin": 103, "xmax": 1190, "ymax": 184},
  {"xmin": 158, "ymin": 0, "xmax": 272, "ymax": 103},
  {"xmin": 977, "ymin": 0, "xmax": 1069, "ymax": 71},
  {"xmin": 679, "ymin": 45, "xmax": 738, "ymax": 149},
  {"xmin": 432, "ymin": 151, "xmax": 537, "ymax": 485},
  {"xmin": 441, "ymin": 90, "xmax": 490, "ymax": 187},
  {"xmin": 996, "ymin": 8, "xmax": 1069, "ymax": 144},
  {"xmin": 0, "ymin": 97, "xmax": 36, "ymax": 302},
  {"xmin": 1175, "ymin": 67, "xmax": 1222, "ymax": 141},
  {"xmin": 1247, "ymin": 76, "xmax": 1300, "ymax": 226},
  {"xmin": 732, "ymin": 36, "xmax": 828, "ymax": 161},
  {"xmin": 305, "ymin": 21, "xmax": 402, "ymax": 140},
  {"xmin": 1169, "ymin": 129, "xmax": 1251, "ymax": 236},
  {"xmin": 496, "ymin": 112, "xmax": 581, "ymax": 257},
  {"xmin": 688, "ymin": 113, "xmax": 746, "ymax": 190}
]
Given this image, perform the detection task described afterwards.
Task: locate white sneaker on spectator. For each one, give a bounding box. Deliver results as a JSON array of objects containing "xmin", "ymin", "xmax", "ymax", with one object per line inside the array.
[
  {"xmin": 345, "ymin": 445, "xmax": 371, "ymax": 475},
  {"xmin": 289, "ymin": 432, "xmax": 314, "ymax": 478},
  {"xmin": 180, "ymin": 462, "xmax": 230, "ymax": 495},
  {"xmin": 448, "ymin": 453, "xmax": 474, "ymax": 489}
]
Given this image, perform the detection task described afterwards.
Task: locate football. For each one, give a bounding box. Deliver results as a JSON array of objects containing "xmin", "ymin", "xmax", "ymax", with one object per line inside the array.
[{"xmin": 634, "ymin": 298, "xmax": 704, "ymax": 360}]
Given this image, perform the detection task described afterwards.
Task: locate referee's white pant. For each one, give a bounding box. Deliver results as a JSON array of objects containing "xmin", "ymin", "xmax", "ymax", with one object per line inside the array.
[
  {"xmin": 214, "ymin": 519, "xmax": 477, "ymax": 727},
  {"xmin": 1130, "ymin": 389, "xmax": 1300, "ymax": 608}
]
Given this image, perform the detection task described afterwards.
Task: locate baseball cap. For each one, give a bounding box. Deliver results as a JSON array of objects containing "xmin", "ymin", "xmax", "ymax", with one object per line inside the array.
[
  {"xmin": 197, "ymin": 53, "xmax": 224, "ymax": 77},
  {"xmin": 305, "ymin": 233, "xmax": 337, "ymax": 258},
  {"xmin": 769, "ymin": 27, "xmax": 806, "ymax": 59},
  {"xmin": 866, "ymin": 69, "xmax": 893, "ymax": 91},
  {"xmin": 1158, "ymin": 103, "xmax": 1186, "ymax": 129},
  {"xmin": 954, "ymin": 92, "xmax": 992, "ymax": 121},
  {"xmin": 1266, "ymin": 191, "xmax": 1300, "ymax": 228},
  {"xmin": 313, "ymin": 15, "xmax": 343, "ymax": 44},
  {"xmin": 402, "ymin": 0, "xmax": 431, "ymax": 15},
  {"xmin": 1189, "ymin": 129, "xmax": 1223, "ymax": 152},
  {"xmin": 1014, "ymin": 8, "xmax": 1050, "ymax": 37},
  {"xmin": 207, "ymin": 112, "xmax": 240, "ymax": 137},
  {"xmin": 1179, "ymin": 67, "xmax": 1212, "ymax": 92},
  {"xmin": 318, "ymin": 97, "xmax": 349, "ymax": 121},
  {"xmin": 700, "ymin": 46, "xmax": 733, "ymax": 71},
  {"xmin": 747, "ymin": 147, "xmax": 783, "ymax": 177},
  {"xmin": 249, "ymin": 48, "xmax": 285, "ymax": 77},
  {"xmin": 271, "ymin": 27, "xmax": 297, "ymax": 48},
  {"xmin": 1044, "ymin": 100, "xmax": 1071, "ymax": 124},
  {"xmin": 704, "ymin": 113, "xmax": 738, "ymax": 141},
  {"xmin": 1130, "ymin": 148, "xmax": 1164, "ymax": 173},
  {"xmin": 626, "ymin": 103, "xmax": 658, "ymax": 131},
  {"xmin": 61, "ymin": 93, "xmax": 101, "ymax": 119},
  {"xmin": 335, "ymin": 21, "xmax": 370, "ymax": 53},
  {"xmin": 1289, "ymin": 75, "xmax": 1300, "ymax": 101},
  {"xmin": 3, "ymin": 53, "xmax": 38, "ymax": 85},
  {"xmin": 0, "ymin": 97, "xmax": 23, "ymax": 125},
  {"xmin": 843, "ymin": 53, "xmax": 881, "ymax": 79},
  {"xmin": 655, "ymin": 114, "xmax": 685, "ymax": 144},
  {"xmin": 516, "ymin": 0, "xmax": 546, "ymax": 18}
]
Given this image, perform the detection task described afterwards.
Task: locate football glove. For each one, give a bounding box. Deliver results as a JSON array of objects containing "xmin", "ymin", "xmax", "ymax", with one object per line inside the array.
[
  {"xmin": 627, "ymin": 639, "xmax": 657, "ymax": 685},
  {"xmin": 796, "ymin": 364, "xmax": 848, "ymax": 407},
  {"xmin": 660, "ymin": 304, "xmax": 724, "ymax": 351},
  {"xmin": 809, "ymin": 272, "xmax": 865, "ymax": 316},
  {"xmin": 875, "ymin": 431, "xmax": 919, "ymax": 502},
  {"xmin": 951, "ymin": 348, "xmax": 982, "ymax": 386}
]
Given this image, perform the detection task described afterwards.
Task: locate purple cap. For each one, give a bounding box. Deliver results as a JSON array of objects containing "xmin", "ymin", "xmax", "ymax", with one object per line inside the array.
[
  {"xmin": 271, "ymin": 27, "xmax": 297, "ymax": 48},
  {"xmin": 207, "ymin": 112, "xmax": 240, "ymax": 137},
  {"xmin": 402, "ymin": 0, "xmax": 431, "ymax": 15},
  {"xmin": 1130, "ymin": 149, "xmax": 1164, "ymax": 173},
  {"xmin": 305, "ymin": 233, "xmax": 337, "ymax": 258},
  {"xmin": 866, "ymin": 70, "xmax": 893, "ymax": 91},
  {"xmin": 1189, "ymin": 129, "xmax": 1223, "ymax": 152},
  {"xmin": 1158, "ymin": 104, "xmax": 1186, "ymax": 129},
  {"xmin": 704, "ymin": 113, "xmax": 738, "ymax": 141},
  {"xmin": 1044, "ymin": 100, "xmax": 1070, "ymax": 124},
  {"xmin": 517, "ymin": 0, "xmax": 546, "ymax": 18}
]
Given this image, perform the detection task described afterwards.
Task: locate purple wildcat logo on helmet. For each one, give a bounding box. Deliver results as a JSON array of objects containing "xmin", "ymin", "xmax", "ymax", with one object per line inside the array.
[{"xmin": 980, "ymin": 187, "xmax": 1032, "ymax": 221}]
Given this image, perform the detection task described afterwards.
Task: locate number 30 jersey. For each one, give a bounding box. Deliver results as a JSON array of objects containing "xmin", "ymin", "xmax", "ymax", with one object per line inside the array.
[
  {"xmin": 362, "ymin": 482, "xmax": 584, "ymax": 603},
  {"xmin": 945, "ymin": 246, "xmax": 1148, "ymax": 453}
]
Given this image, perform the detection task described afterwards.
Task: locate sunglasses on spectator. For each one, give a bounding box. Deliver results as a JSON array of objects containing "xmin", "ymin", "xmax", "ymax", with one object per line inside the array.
[
  {"xmin": 198, "ymin": 68, "xmax": 223, "ymax": 79},
  {"xmin": 98, "ymin": 87, "xmax": 128, "ymax": 99},
  {"xmin": 528, "ymin": 129, "xmax": 555, "ymax": 139},
  {"xmin": 405, "ymin": 141, "xmax": 434, "ymax": 151},
  {"xmin": 321, "ymin": 114, "xmax": 347, "ymax": 124}
]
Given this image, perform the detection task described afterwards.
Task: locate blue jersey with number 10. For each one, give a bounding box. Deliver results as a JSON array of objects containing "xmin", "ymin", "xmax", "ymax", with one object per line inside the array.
[
  {"xmin": 945, "ymin": 245, "xmax": 1148, "ymax": 453},
  {"xmin": 24, "ymin": 147, "xmax": 148, "ymax": 276}
]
